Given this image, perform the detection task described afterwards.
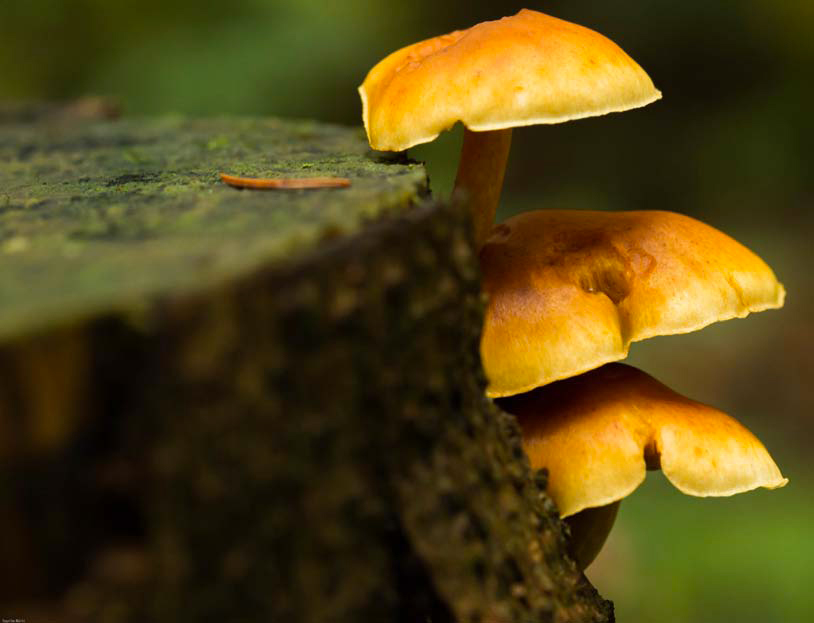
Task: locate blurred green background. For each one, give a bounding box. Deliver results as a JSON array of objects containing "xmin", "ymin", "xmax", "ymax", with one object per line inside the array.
[{"xmin": 3, "ymin": 1, "xmax": 811, "ymax": 620}]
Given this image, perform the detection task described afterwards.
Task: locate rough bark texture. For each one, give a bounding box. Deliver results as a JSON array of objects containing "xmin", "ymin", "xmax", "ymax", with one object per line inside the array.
[{"xmin": 0, "ymin": 114, "xmax": 612, "ymax": 622}]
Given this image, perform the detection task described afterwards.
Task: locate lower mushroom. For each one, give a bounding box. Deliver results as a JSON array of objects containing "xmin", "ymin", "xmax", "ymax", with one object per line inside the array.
[{"xmin": 497, "ymin": 363, "xmax": 787, "ymax": 570}]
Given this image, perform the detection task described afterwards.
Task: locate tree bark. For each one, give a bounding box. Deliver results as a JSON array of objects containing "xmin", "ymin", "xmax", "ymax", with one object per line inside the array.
[{"xmin": 0, "ymin": 114, "xmax": 612, "ymax": 622}]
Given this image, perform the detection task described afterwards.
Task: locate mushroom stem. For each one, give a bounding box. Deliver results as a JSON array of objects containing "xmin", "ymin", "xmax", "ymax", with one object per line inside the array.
[
  {"xmin": 453, "ymin": 128, "xmax": 513, "ymax": 248},
  {"xmin": 564, "ymin": 501, "xmax": 621, "ymax": 571}
]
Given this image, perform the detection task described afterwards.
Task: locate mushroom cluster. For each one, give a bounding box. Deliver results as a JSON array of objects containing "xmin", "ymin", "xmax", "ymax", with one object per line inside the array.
[{"xmin": 359, "ymin": 9, "xmax": 787, "ymax": 571}]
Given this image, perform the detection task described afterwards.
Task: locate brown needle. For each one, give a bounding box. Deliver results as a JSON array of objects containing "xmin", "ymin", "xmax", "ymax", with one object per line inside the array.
[{"xmin": 220, "ymin": 173, "xmax": 351, "ymax": 190}]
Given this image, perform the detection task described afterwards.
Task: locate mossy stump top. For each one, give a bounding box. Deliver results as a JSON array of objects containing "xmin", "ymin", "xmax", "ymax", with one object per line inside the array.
[{"xmin": 0, "ymin": 115, "xmax": 426, "ymax": 341}]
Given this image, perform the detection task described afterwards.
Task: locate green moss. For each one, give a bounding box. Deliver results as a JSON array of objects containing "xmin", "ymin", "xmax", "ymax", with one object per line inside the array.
[{"xmin": 0, "ymin": 116, "xmax": 427, "ymax": 340}]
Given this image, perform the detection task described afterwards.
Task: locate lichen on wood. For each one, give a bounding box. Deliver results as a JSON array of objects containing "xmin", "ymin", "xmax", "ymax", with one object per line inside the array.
[{"xmin": 0, "ymin": 115, "xmax": 612, "ymax": 622}]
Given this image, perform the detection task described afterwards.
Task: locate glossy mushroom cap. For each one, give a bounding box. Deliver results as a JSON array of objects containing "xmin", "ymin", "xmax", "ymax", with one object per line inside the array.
[
  {"xmin": 481, "ymin": 210, "xmax": 785, "ymax": 398},
  {"xmin": 359, "ymin": 9, "xmax": 661, "ymax": 151},
  {"xmin": 499, "ymin": 364, "xmax": 788, "ymax": 518}
]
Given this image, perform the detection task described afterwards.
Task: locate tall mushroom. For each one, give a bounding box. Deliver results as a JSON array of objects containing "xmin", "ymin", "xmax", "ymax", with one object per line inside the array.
[
  {"xmin": 498, "ymin": 363, "xmax": 788, "ymax": 569},
  {"xmin": 358, "ymin": 9, "xmax": 661, "ymax": 246}
]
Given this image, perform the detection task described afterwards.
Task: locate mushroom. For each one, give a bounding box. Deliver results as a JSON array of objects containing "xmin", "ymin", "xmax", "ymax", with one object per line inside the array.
[
  {"xmin": 358, "ymin": 9, "xmax": 661, "ymax": 247},
  {"xmin": 497, "ymin": 363, "xmax": 788, "ymax": 569},
  {"xmin": 358, "ymin": 7, "xmax": 788, "ymax": 579},
  {"xmin": 480, "ymin": 209, "xmax": 785, "ymax": 398}
]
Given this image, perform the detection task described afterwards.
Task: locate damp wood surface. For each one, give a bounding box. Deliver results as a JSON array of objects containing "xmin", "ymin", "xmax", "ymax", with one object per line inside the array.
[
  {"xmin": 0, "ymin": 114, "xmax": 612, "ymax": 622},
  {"xmin": 0, "ymin": 115, "xmax": 426, "ymax": 341}
]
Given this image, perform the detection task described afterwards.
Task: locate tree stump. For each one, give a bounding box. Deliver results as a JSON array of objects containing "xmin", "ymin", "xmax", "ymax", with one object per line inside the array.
[{"xmin": 0, "ymin": 113, "xmax": 613, "ymax": 622}]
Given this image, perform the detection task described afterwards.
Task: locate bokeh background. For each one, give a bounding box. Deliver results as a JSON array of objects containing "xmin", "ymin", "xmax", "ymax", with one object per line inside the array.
[{"xmin": 3, "ymin": 1, "xmax": 812, "ymax": 620}]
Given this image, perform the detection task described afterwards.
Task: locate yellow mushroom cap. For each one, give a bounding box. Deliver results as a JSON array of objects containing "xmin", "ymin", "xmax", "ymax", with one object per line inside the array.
[
  {"xmin": 359, "ymin": 9, "xmax": 661, "ymax": 151},
  {"xmin": 500, "ymin": 363, "xmax": 788, "ymax": 518},
  {"xmin": 480, "ymin": 210, "xmax": 785, "ymax": 398}
]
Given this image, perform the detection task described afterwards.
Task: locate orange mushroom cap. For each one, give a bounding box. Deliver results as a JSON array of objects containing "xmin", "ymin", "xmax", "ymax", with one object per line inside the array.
[
  {"xmin": 480, "ymin": 210, "xmax": 785, "ymax": 398},
  {"xmin": 499, "ymin": 363, "xmax": 788, "ymax": 518},
  {"xmin": 359, "ymin": 9, "xmax": 661, "ymax": 151}
]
